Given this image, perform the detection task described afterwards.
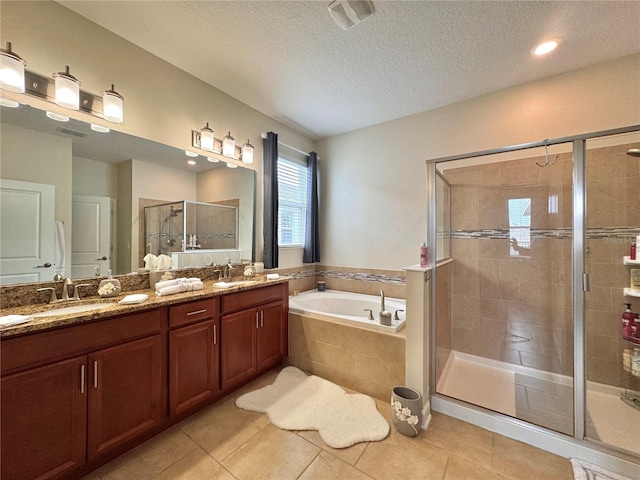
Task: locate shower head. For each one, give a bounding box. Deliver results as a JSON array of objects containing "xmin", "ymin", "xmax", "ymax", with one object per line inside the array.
[
  {"xmin": 170, "ymin": 206, "xmax": 183, "ymax": 216},
  {"xmin": 626, "ymin": 148, "xmax": 640, "ymax": 157}
]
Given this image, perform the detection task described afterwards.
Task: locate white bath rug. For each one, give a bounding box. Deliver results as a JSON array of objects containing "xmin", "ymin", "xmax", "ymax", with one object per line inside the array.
[
  {"xmin": 570, "ymin": 459, "xmax": 635, "ymax": 480},
  {"xmin": 235, "ymin": 366, "xmax": 389, "ymax": 448}
]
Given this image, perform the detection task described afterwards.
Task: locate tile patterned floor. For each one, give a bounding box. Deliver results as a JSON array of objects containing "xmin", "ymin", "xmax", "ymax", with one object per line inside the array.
[{"xmin": 83, "ymin": 368, "xmax": 574, "ymax": 480}]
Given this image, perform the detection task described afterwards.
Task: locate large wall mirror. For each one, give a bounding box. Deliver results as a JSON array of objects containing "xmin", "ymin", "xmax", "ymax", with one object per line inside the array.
[{"xmin": 0, "ymin": 104, "xmax": 256, "ymax": 286}]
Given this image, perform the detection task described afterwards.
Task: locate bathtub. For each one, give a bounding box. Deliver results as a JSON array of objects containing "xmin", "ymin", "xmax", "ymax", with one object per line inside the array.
[{"xmin": 289, "ymin": 289, "xmax": 406, "ymax": 332}]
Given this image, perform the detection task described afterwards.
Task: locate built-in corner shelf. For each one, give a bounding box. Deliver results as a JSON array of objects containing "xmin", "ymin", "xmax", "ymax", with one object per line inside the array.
[
  {"xmin": 623, "ymin": 256, "xmax": 640, "ymax": 266},
  {"xmin": 620, "ymin": 391, "xmax": 640, "ymax": 411},
  {"xmin": 624, "ymin": 288, "xmax": 640, "ymax": 298}
]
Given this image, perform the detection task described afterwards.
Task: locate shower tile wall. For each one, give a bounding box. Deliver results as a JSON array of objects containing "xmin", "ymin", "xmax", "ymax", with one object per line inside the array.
[
  {"xmin": 444, "ymin": 151, "xmax": 574, "ymax": 377},
  {"xmin": 444, "ymin": 142, "xmax": 640, "ymax": 389},
  {"xmin": 585, "ymin": 142, "xmax": 640, "ymax": 388}
]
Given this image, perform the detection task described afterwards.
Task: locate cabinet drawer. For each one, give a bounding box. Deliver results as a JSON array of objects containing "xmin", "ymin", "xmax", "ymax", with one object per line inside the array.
[
  {"xmin": 221, "ymin": 284, "xmax": 285, "ymax": 314},
  {"xmin": 1, "ymin": 309, "xmax": 162, "ymax": 375},
  {"xmin": 169, "ymin": 298, "xmax": 217, "ymax": 328}
]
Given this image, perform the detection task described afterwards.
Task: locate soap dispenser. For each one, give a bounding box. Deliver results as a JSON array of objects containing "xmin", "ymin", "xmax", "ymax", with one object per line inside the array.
[{"xmin": 98, "ymin": 270, "xmax": 121, "ymax": 298}]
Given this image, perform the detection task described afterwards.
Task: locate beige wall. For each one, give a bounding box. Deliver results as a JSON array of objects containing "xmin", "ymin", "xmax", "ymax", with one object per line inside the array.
[
  {"xmin": 316, "ymin": 54, "xmax": 640, "ymax": 270},
  {"xmin": 0, "ymin": 0, "xmax": 315, "ymax": 265},
  {"xmin": 72, "ymin": 156, "xmax": 119, "ymax": 198}
]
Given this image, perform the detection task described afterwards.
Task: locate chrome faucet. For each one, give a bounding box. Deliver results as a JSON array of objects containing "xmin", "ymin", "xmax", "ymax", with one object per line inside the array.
[
  {"xmin": 222, "ymin": 263, "xmax": 233, "ymax": 279},
  {"xmin": 61, "ymin": 277, "xmax": 73, "ymax": 301},
  {"xmin": 380, "ymin": 289, "xmax": 385, "ymax": 312}
]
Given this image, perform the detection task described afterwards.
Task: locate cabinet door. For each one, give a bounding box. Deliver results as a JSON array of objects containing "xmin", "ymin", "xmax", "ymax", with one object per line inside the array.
[
  {"xmin": 169, "ymin": 319, "xmax": 220, "ymax": 416},
  {"xmin": 1, "ymin": 356, "xmax": 87, "ymax": 480},
  {"xmin": 257, "ymin": 300, "xmax": 286, "ymax": 370},
  {"xmin": 87, "ymin": 335, "xmax": 162, "ymax": 460},
  {"xmin": 221, "ymin": 308, "xmax": 257, "ymax": 389}
]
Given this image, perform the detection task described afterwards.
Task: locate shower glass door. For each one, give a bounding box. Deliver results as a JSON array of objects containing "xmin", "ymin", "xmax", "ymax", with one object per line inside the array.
[
  {"xmin": 435, "ymin": 142, "xmax": 576, "ymax": 436},
  {"xmin": 584, "ymin": 133, "xmax": 640, "ymax": 456}
]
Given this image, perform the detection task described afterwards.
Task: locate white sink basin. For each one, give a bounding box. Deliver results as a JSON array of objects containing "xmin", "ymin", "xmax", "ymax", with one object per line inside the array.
[
  {"xmin": 31, "ymin": 303, "xmax": 114, "ymax": 318},
  {"xmin": 213, "ymin": 280, "xmax": 258, "ymax": 288}
]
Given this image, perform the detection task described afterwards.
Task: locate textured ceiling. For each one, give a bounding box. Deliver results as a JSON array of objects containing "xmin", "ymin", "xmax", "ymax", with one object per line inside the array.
[{"xmin": 58, "ymin": 0, "xmax": 640, "ymax": 140}]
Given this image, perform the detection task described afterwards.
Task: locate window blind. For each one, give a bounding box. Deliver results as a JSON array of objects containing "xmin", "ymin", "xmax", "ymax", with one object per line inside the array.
[{"xmin": 277, "ymin": 157, "xmax": 308, "ymax": 246}]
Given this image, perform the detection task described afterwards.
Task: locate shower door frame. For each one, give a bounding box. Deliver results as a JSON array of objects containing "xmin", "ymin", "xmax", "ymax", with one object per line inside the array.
[{"xmin": 426, "ymin": 124, "xmax": 640, "ymax": 459}]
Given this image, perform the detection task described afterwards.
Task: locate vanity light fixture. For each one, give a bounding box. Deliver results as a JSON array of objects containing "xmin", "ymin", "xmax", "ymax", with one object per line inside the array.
[
  {"xmin": 53, "ymin": 65, "xmax": 81, "ymax": 110},
  {"xmin": 0, "ymin": 42, "xmax": 26, "ymax": 93},
  {"xmin": 101, "ymin": 84, "xmax": 124, "ymax": 123},
  {"xmin": 241, "ymin": 139, "xmax": 254, "ymax": 164},
  {"xmin": 0, "ymin": 41, "xmax": 125, "ymax": 123},
  {"xmin": 91, "ymin": 123, "xmax": 110, "ymax": 133},
  {"xmin": 45, "ymin": 111, "xmax": 70, "ymax": 122},
  {"xmin": 185, "ymin": 150, "xmax": 198, "ymax": 157},
  {"xmin": 199, "ymin": 123, "xmax": 215, "ymax": 152},
  {"xmin": 191, "ymin": 126, "xmax": 253, "ymax": 162},
  {"xmin": 222, "ymin": 131, "xmax": 236, "ymax": 158}
]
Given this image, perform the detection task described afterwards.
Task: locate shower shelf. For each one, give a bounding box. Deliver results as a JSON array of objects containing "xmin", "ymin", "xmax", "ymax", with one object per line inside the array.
[
  {"xmin": 623, "ymin": 256, "xmax": 640, "ymax": 265},
  {"xmin": 623, "ymin": 334, "xmax": 640, "ymax": 345},
  {"xmin": 623, "ymin": 365, "xmax": 640, "ymax": 377},
  {"xmin": 623, "ymin": 288, "xmax": 640, "ymax": 298},
  {"xmin": 620, "ymin": 391, "xmax": 640, "ymax": 411}
]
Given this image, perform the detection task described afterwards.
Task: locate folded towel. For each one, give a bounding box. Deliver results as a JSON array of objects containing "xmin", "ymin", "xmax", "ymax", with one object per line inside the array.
[
  {"xmin": 118, "ymin": 294, "xmax": 149, "ymax": 305},
  {"xmin": 154, "ymin": 278, "xmax": 180, "ymax": 290},
  {"xmin": 266, "ymin": 273, "xmax": 280, "ymax": 280},
  {"xmin": 213, "ymin": 281, "xmax": 233, "ymax": 289},
  {"xmin": 155, "ymin": 279, "xmax": 203, "ymax": 296},
  {"xmin": 0, "ymin": 314, "xmax": 33, "ymax": 328}
]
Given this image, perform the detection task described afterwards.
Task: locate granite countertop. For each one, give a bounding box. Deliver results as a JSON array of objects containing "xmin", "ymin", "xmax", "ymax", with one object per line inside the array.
[{"xmin": 0, "ymin": 276, "xmax": 288, "ymax": 338}]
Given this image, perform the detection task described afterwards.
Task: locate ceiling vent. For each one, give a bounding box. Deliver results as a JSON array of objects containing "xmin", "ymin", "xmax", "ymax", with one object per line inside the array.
[
  {"xmin": 328, "ymin": 0, "xmax": 375, "ymax": 30},
  {"xmin": 57, "ymin": 127, "xmax": 87, "ymax": 138}
]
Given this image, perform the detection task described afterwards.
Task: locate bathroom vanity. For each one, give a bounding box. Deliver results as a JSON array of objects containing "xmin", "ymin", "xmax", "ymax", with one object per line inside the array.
[{"xmin": 0, "ymin": 279, "xmax": 288, "ymax": 480}]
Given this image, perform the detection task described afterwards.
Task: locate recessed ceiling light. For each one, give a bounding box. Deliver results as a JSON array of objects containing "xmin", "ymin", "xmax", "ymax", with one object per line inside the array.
[
  {"xmin": 226, "ymin": 162, "xmax": 238, "ymax": 168},
  {"xmin": 533, "ymin": 39, "xmax": 559, "ymax": 56},
  {"xmin": 207, "ymin": 156, "xmax": 219, "ymax": 163},
  {"xmin": 185, "ymin": 150, "xmax": 198, "ymax": 157},
  {"xmin": 187, "ymin": 158, "xmax": 197, "ymax": 165},
  {"xmin": 46, "ymin": 111, "xmax": 69, "ymax": 122},
  {"xmin": 0, "ymin": 98, "xmax": 19, "ymax": 108},
  {"xmin": 91, "ymin": 124, "xmax": 110, "ymax": 133}
]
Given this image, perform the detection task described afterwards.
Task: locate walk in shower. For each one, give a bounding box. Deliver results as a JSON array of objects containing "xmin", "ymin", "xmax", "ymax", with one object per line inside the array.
[
  {"xmin": 144, "ymin": 200, "xmax": 238, "ymax": 255},
  {"xmin": 429, "ymin": 126, "xmax": 640, "ymax": 462}
]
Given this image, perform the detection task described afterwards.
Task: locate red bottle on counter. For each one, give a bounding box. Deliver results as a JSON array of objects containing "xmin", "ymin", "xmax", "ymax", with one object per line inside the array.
[{"xmin": 631, "ymin": 243, "xmax": 637, "ymax": 261}]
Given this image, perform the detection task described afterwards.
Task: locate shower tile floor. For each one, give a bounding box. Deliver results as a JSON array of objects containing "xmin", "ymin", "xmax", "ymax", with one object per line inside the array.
[
  {"xmin": 437, "ymin": 351, "xmax": 640, "ymax": 456},
  {"xmin": 81, "ymin": 366, "xmax": 575, "ymax": 480}
]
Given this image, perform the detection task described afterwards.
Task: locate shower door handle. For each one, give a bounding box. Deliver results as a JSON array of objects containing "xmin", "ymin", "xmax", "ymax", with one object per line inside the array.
[{"xmin": 582, "ymin": 273, "xmax": 591, "ymax": 292}]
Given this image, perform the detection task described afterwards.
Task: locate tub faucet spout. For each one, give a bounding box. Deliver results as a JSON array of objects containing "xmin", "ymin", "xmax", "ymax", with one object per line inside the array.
[{"xmin": 380, "ymin": 289, "xmax": 385, "ymax": 312}]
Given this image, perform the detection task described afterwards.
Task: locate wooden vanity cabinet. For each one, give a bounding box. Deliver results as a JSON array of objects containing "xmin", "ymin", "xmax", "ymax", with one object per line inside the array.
[
  {"xmin": 168, "ymin": 298, "xmax": 220, "ymax": 417},
  {"xmin": 0, "ymin": 309, "xmax": 163, "ymax": 480},
  {"xmin": 220, "ymin": 283, "xmax": 288, "ymax": 390}
]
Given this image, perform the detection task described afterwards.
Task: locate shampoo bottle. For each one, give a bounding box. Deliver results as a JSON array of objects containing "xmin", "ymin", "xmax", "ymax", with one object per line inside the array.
[
  {"xmin": 622, "ymin": 303, "xmax": 635, "ymax": 338},
  {"xmin": 420, "ymin": 241, "xmax": 428, "ymax": 268}
]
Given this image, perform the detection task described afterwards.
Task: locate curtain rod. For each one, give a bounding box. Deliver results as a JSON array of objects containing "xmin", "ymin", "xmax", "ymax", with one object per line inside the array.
[{"xmin": 260, "ymin": 132, "xmax": 319, "ymax": 159}]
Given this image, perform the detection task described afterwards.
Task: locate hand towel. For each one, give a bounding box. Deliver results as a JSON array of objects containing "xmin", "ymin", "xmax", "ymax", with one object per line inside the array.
[
  {"xmin": 155, "ymin": 278, "xmax": 204, "ymax": 296},
  {"xmin": 0, "ymin": 315, "xmax": 33, "ymax": 328},
  {"xmin": 143, "ymin": 253, "xmax": 157, "ymax": 269},
  {"xmin": 156, "ymin": 254, "xmax": 173, "ymax": 270}
]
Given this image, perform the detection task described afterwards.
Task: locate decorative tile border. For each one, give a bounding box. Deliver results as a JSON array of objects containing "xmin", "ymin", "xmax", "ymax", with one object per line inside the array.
[
  {"xmin": 315, "ymin": 269, "xmax": 406, "ymax": 285},
  {"xmin": 452, "ymin": 227, "xmax": 639, "ymax": 241}
]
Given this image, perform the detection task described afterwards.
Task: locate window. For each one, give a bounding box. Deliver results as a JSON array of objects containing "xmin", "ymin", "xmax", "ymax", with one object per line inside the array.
[
  {"xmin": 508, "ymin": 197, "xmax": 531, "ymax": 257},
  {"xmin": 277, "ymin": 157, "xmax": 308, "ymax": 246}
]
